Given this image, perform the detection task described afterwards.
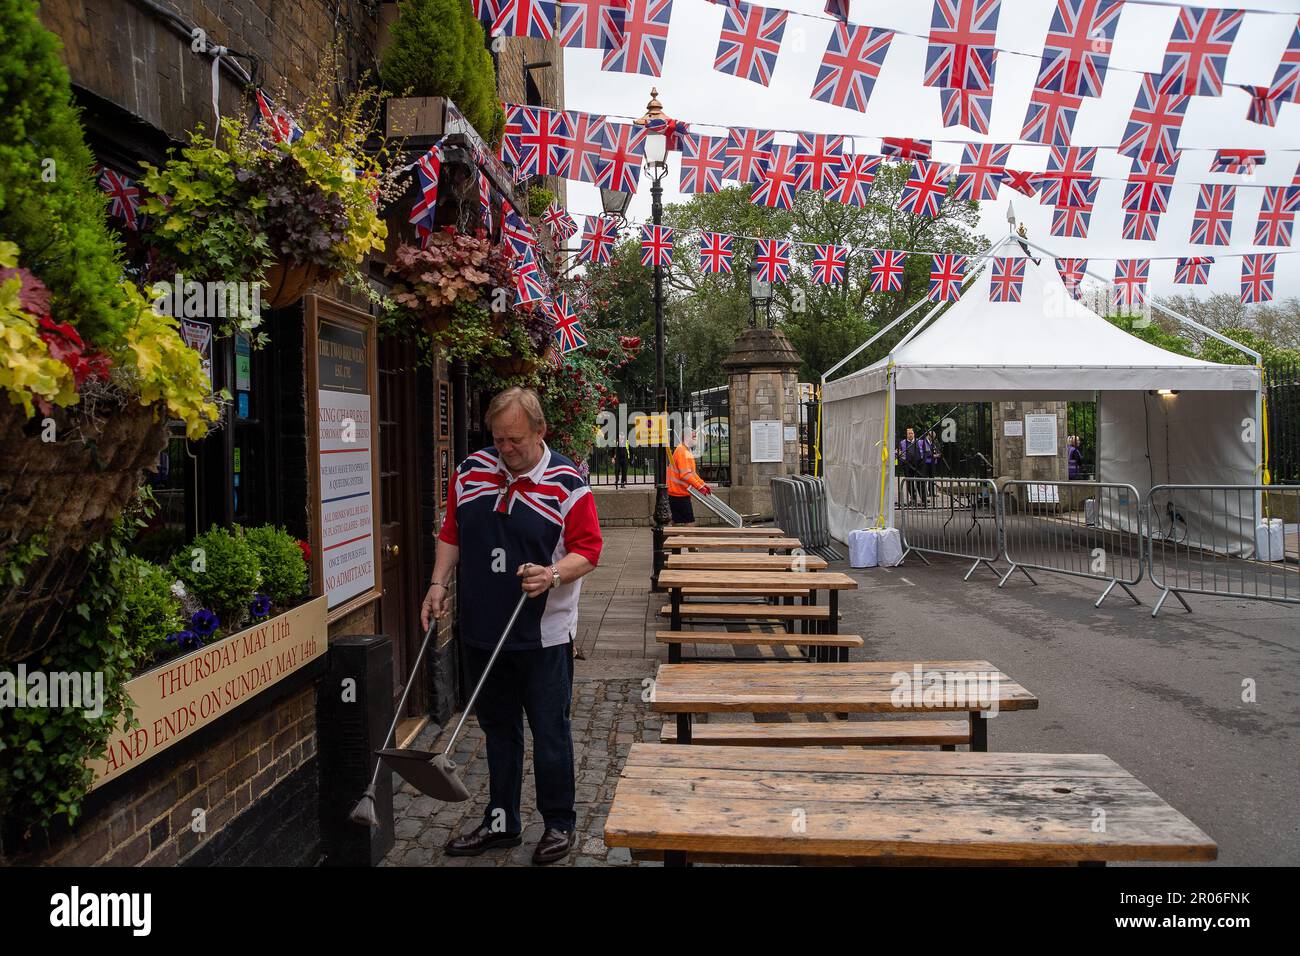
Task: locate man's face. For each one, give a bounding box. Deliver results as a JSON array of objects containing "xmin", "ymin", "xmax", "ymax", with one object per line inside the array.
[
  {"xmin": 493, "ymin": 404, "xmax": 546, "ymax": 475},
  {"xmin": 906, "ymin": 428, "xmax": 915, "ymax": 441}
]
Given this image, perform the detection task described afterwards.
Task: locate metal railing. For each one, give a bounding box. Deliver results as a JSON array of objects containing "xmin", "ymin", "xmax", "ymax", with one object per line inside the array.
[
  {"xmin": 688, "ymin": 484, "xmax": 743, "ymax": 527},
  {"xmin": 896, "ymin": 477, "xmax": 1002, "ymax": 580},
  {"xmin": 998, "ymin": 480, "xmax": 1145, "ymax": 608},
  {"xmin": 771, "ymin": 475, "xmax": 843, "ymax": 560}
]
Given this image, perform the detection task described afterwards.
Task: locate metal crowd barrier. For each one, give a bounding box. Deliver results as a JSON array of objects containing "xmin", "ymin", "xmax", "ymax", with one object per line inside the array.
[
  {"xmin": 998, "ymin": 480, "xmax": 1145, "ymax": 608},
  {"xmin": 771, "ymin": 476, "xmax": 843, "ymax": 560},
  {"xmin": 1145, "ymin": 484, "xmax": 1299, "ymax": 617},
  {"xmin": 896, "ymin": 477, "xmax": 1002, "ymax": 580},
  {"xmin": 688, "ymin": 484, "xmax": 744, "ymax": 527}
]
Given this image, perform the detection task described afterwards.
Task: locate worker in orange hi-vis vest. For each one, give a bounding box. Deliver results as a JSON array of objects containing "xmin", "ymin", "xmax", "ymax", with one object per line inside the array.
[{"xmin": 666, "ymin": 426, "xmax": 712, "ymax": 525}]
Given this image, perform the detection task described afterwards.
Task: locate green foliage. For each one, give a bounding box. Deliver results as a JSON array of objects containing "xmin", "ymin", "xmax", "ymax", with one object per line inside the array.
[
  {"xmin": 242, "ymin": 525, "xmax": 308, "ymax": 607},
  {"xmin": 0, "ymin": 0, "xmax": 131, "ymax": 345},
  {"xmin": 116, "ymin": 556, "xmax": 186, "ymax": 666},
  {"xmin": 527, "ymin": 187, "xmax": 556, "ymax": 220},
  {"xmin": 169, "ymin": 525, "xmax": 261, "ymax": 629}
]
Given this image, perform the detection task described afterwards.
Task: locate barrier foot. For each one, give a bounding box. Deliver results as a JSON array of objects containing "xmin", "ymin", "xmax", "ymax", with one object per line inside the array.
[
  {"xmin": 996, "ymin": 563, "xmax": 1036, "ymax": 587},
  {"xmin": 966, "ymin": 559, "xmax": 1001, "ymax": 582},
  {"xmin": 1152, "ymin": 589, "xmax": 1191, "ymax": 617},
  {"xmin": 1095, "ymin": 579, "xmax": 1121, "ymax": 608},
  {"xmin": 1119, "ymin": 582, "xmax": 1142, "ymax": 607},
  {"xmin": 902, "ymin": 548, "xmax": 932, "ymax": 567}
]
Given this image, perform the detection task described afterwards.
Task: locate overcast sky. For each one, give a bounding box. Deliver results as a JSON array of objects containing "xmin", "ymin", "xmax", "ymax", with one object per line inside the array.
[{"xmin": 561, "ymin": 0, "xmax": 1300, "ymax": 299}]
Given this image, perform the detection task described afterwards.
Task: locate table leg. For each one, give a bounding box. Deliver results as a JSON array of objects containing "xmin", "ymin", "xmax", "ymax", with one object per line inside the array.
[
  {"xmin": 668, "ymin": 642, "xmax": 681, "ymax": 664},
  {"xmin": 676, "ymin": 712, "xmax": 692, "ymax": 744},
  {"xmin": 664, "ymin": 851, "xmax": 690, "ymax": 867},
  {"xmin": 670, "ymin": 587, "xmax": 681, "ymax": 632},
  {"xmin": 970, "ymin": 712, "xmax": 988, "ymax": 752}
]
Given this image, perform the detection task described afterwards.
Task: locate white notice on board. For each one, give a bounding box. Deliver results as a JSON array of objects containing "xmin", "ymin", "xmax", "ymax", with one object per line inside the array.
[
  {"xmin": 784, "ymin": 425, "xmax": 797, "ymax": 442},
  {"xmin": 1024, "ymin": 414, "xmax": 1059, "ymax": 456},
  {"xmin": 1003, "ymin": 420, "xmax": 1023, "ymax": 437},
  {"xmin": 751, "ymin": 420, "xmax": 783, "ymax": 462}
]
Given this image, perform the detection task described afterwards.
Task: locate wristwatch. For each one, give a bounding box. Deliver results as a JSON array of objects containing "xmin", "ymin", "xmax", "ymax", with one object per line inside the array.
[{"xmin": 548, "ymin": 565, "xmax": 561, "ymax": 590}]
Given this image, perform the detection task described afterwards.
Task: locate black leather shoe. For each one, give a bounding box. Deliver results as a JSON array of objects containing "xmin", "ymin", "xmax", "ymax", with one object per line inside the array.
[
  {"xmin": 445, "ymin": 823, "xmax": 522, "ymax": 857},
  {"xmin": 531, "ymin": 827, "xmax": 576, "ymax": 865}
]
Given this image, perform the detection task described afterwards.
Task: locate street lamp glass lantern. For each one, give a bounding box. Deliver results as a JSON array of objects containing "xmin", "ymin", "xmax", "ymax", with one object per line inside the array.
[
  {"xmin": 643, "ymin": 131, "xmax": 668, "ymax": 165},
  {"xmin": 749, "ymin": 262, "xmax": 772, "ymax": 303},
  {"xmin": 600, "ymin": 188, "xmax": 631, "ymax": 218}
]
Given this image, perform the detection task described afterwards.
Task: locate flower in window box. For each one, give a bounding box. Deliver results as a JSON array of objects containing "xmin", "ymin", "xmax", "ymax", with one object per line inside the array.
[
  {"xmin": 250, "ymin": 594, "xmax": 272, "ymax": 620},
  {"xmin": 190, "ymin": 609, "xmax": 219, "ymax": 637}
]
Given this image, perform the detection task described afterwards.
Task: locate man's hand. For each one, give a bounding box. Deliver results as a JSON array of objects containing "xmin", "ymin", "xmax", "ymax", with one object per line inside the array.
[
  {"xmin": 700, "ymin": 484, "xmax": 713, "ymax": 495},
  {"xmin": 420, "ymin": 583, "xmax": 451, "ymax": 632},
  {"xmin": 518, "ymin": 562, "xmax": 552, "ymax": 598}
]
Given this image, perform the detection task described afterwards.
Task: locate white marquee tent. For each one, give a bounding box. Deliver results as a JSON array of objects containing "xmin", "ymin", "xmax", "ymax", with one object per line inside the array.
[{"xmin": 822, "ymin": 237, "xmax": 1262, "ymax": 551}]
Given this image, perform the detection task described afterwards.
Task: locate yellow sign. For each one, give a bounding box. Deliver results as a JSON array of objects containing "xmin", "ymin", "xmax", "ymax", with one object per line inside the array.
[
  {"xmin": 633, "ymin": 413, "xmax": 668, "ymax": 447},
  {"xmin": 88, "ymin": 595, "xmax": 328, "ymax": 790}
]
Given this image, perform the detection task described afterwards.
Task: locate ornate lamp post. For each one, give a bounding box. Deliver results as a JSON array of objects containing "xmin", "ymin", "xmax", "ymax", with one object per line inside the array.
[{"xmin": 747, "ymin": 260, "xmax": 773, "ymax": 329}]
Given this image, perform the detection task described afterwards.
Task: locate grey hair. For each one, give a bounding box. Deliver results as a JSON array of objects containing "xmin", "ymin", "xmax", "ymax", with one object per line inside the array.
[{"xmin": 485, "ymin": 386, "xmax": 547, "ymax": 432}]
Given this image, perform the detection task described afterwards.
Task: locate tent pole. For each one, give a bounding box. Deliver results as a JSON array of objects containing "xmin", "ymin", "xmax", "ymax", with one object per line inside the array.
[
  {"xmin": 821, "ymin": 298, "xmax": 929, "ymax": 386},
  {"xmin": 890, "ymin": 235, "xmax": 1015, "ymax": 354}
]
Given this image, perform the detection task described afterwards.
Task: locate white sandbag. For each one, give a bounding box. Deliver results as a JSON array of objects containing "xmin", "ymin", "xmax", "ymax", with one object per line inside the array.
[
  {"xmin": 876, "ymin": 527, "xmax": 904, "ymax": 567},
  {"xmin": 1084, "ymin": 498, "xmax": 1097, "ymax": 527},
  {"xmin": 1255, "ymin": 518, "xmax": 1284, "ymax": 562},
  {"xmin": 848, "ymin": 529, "xmax": 878, "ymax": 568}
]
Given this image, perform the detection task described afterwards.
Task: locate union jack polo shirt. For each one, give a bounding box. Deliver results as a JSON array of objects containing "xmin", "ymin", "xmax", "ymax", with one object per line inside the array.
[{"xmin": 438, "ymin": 444, "xmax": 602, "ymax": 650}]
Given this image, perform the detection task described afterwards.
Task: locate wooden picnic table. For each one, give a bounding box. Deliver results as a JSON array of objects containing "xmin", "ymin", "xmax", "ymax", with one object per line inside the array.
[
  {"xmin": 658, "ymin": 569, "xmax": 856, "ymax": 647},
  {"xmin": 665, "ymin": 553, "xmax": 829, "ymax": 572},
  {"xmin": 663, "ymin": 536, "xmax": 803, "ymax": 553},
  {"xmin": 651, "ymin": 660, "xmax": 1037, "ymax": 750},
  {"xmin": 663, "ymin": 526, "xmax": 787, "ymax": 537},
  {"xmin": 604, "ymin": 744, "xmax": 1217, "ymax": 867}
]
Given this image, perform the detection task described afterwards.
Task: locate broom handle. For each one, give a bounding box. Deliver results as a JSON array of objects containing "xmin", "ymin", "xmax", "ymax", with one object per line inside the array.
[
  {"xmin": 442, "ymin": 586, "xmax": 532, "ymax": 757},
  {"xmin": 366, "ymin": 611, "xmax": 439, "ymax": 791}
]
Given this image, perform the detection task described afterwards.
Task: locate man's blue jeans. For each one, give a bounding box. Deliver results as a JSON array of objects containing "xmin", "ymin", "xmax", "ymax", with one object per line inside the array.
[{"xmin": 462, "ymin": 639, "xmax": 576, "ymax": 835}]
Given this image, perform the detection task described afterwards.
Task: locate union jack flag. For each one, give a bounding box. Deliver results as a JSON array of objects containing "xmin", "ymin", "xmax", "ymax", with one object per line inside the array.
[
  {"xmin": 925, "ymin": 0, "xmax": 1002, "ymax": 92},
  {"xmin": 473, "ymin": 0, "xmax": 502, "ymax": 22},
  {"xmin": 596, "ymin": 122, "xmax": 644, "ymax": 193},
  {"xmin": 811, "ymin": 244, "xmax": 848, "ymax": 285},
  {"xmin": 1269, "ymin": 16, "xmax": 1300, "ymax": 104},
  {"xmin": 640, "ymin": 223, "xmax": 674, "ymax": 267},
  {"xmin": 1190, "ymin": 184, "xmax": 1236, "ymax": 246},
  {"xmin": 1036, "ymin": 0, "xmax": 1124, "ymax": 98},
  {"xmin": 1155, "ymin": 6, "xmax": 1244, "ymax": 97},
  {"xmin": 953, "ymin": 143, "xmax": 1009, "ymax": 201},
  {"xmin": 513, "ymin": 247, "xmax": 550, "ymax": 306},
  {"xmin": 1034, "ymin": 146, "xmax": 1096, "ymax": 209},
  {"xmin": 1119, "ymin": 77, "xmax": 1189, "ymax": 166},
  {"xmin": 824, "ymin": 0, "xmax": 849, "ymax": 19},
  {"xmin": 754, "ymin": 239, "xmax": 791, "ymax": 283},
  {"xmin": 1056, "ymin": 257, "xmax": 1088, "ymax": 298},
  {"xmin": 699, "ymin": 231, "xmax": 734, "ymax": 273},
  {"xmin": 1255, "ymin": 186, "xmax": 1300, "ymax": 246},
  {"xmin": 714, "ymin": 2, "xmax": 787, "ymax": 86},
  {"xmin": 98, "ymin": 168, "xmax": 141, "ymax": 229},
  {"xmin": 565, "ymin": 110, "xmax": 610, "ymax": 184},
  {"xmin": 543, "ymin": 202, "xmax": 578, "ymax": 243},
  {"xmin": 1123, "ymin": 159, "xmax": 1177, "ymax": 212},
  {"xmin": 501, "ymin": 103, "xmax": 527, "ymax": 167},
  {"xmin": 898, "ymin": 161, "xmax": 952, "ymax": 218},
  {"xmin": 1242, "ymin": 84, "xmax": 1284, "ymax": 127},
  {"xmin": 989, "ymin": 256, "xmax": 1025, "ymax": 302},
  {"xmin": 1051, "ymin": 205, "xmax": 1092, "ymax": 239},
  {"xmin": 492, "ymin": 0, "xmax": 555, "ymax": 39},
  {"xmin": 478, "ymin": 172, "xmax": 493, "ymax": 234},
  {"xmin": 408, "ymin": 147, "xmax": 442, "ymax": 237},
  {"xmin": 870, "ymin": 249, "xmax": 908, "ymax": 292},
  {"xmin": 1122, "ymin": 209, "xmax": 1160, "ymax": 242},
  {"xmin": 580, "ymin": 215, "xmax": 619, "ymax": 264},
  {"xmin": 827, "ymin": 154, "xmax": 881, "ymax": 206},
  {"xmin": 557, "ymin": 0, "xmax": 625, "ymax": 50},
  {"xmin": 516, "ymin": 108, "xmax": 573, "ymax": 178},
  {"xmin": 551, "ymin": 294, "xmax": 588, "ymax": 352},
  {"xmin": 1001, "ymin": 168, "xmax": 1037, "ymax": 197},
  {"xmin": 1210, "ymin": 148, "xmax": 1266, "ymax": 175},
  {"xmin": 811, "ymin": 23, "xmax": 894, "ymax": 113},
  {"xmin": 724, "ymin": 128, "xmax": 774, "ymax": 184},
  {"xmin": 928, "ymin": 254, "xmax": 967, "ymax": 302},
  {"xmin": 254, "ymin": 90, "xmax": 303, "ymax": 145},
  {"xmin": 940, "ymin": 88, "xmax": 993, "ymax": 133},
  {"xmin": 1240, "ymin": 253, "xmax": 1276, "ymax": 304},
  {"xmin": 1113, "ymin": 259, "xmax": 1150, "ymax": 310},
  {"xmin": 793, "ymin": 134, "xmax": 845, "ymax": 192},
  {"xmin": 1174, "ymin": 256, "xmax": 1213, "ymax": 284},
  {"xmin": 750, "ymin": 144, "xmax": 799, "ymax": 209},
  {"xmin": 882, "ymin": 137, "xmax": 932, "ymax": 161},
  {"xmin": 679, "ymin": 133, "xmax": 728, "ymax": 193},
  {"xmin": 502, "ymin": 201, "xmax": 538, "ymax": 257},
  {"xmin": 602, "ymin": 0, "xmax": 672, "ymax": 76},
  {"xmin": 1020, "ymin": 86, "xmax": 1082, "ymax": 145}
]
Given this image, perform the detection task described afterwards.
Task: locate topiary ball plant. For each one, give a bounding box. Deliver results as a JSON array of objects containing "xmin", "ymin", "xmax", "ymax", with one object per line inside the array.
[
  {"xmin": 168, "ymin": 526, "xmax": 261, "ymax": 633},
  {"xmin": 242, "ymin": 525, "xmax": 309, "ymax": 609},
  {"xmin": 116, "ymin": 556, "xmax": 187, "ymax": 666}
]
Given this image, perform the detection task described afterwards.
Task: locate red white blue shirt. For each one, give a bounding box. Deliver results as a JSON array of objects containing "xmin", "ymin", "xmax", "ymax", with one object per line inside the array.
[{"xmin": 438, "ymin": 444, "xmax": 602, "ymax": 650}]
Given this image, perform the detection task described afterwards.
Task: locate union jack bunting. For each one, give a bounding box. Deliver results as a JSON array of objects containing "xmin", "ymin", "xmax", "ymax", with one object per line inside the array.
[
  {"xmin": 714, "ymin": 2, "xmax": 787, "ymax": 86},
  {"xmin": 1113, "ymin": 259, "xmax": 1150, "ymax": 310},
  {"xmin": 1255, "ymin": 186, "xmax": 1300, "ymax": 246},
  {"xmin": 1119, "ymin": 77, "xmax": 1189, "ymax": 166},
  {"xmin": 811, "ymin": 23, "xmax": 894, "ymax": 113},
  {"xmin": 473, "ymin": 0, "xmax": 502, "ymax": 22},
  {"xmin": 1033, "ymin": 146, "xmax": 1097, "ymax": 209},
  {"xmin": 1268, "ymin": 16, "xmax": 1300, "ymax": 104},
  {"xmin": 557, "ymin": 0, "xmax": 625, "ymax": 51},
  {"xmin": 408, "ymin": 147, "xmax": 442, "ymax": 237},
  {"xmin": 793, "ymin": 134, "xmax": 845, "ymax": 192},
  {"xmin": 1242, "ymin": 84, "xmax": 1284, "ymax": 127},
  {"xmin": 928, "ymin": 254, "xmax": 967, "ymax": 302},
  {"xmin": 1020, "ymin": 86, "xmax": 1082, "ymax": 146},
  {"xmin": 925, "ymin": 0, "xmax": 1002, "ymax": 92},
  {"xmin": 898, "ymin": 161, "xmax": 952, "ymax": 218},
  {"xmin": 1210, "ymin": 148, "xmax": 1266, "ymax": 174},
  {"xmin": 939, "ymin": 88, "xmax": 993, "ymax": 133},
  {"xmin": 602, "ymin": 0, "xmax": 672, "ymax": 76},
  {"xmin": 501, "ymin": 103, "xmax": 527, "ymax": 167},
  {"xmin": 98, "ymin": 168, "xmax": 141, "ymax": 229},
  {"xmin": 1050, "ymin": 205, "xmax": 1092, "ymax": 239},
  {"xmin": 491, "ymin": 0, "xmax": 556, "ymax": 39},
  {"xmin": 580, "ymin": 215, "xmax": 619, "ymax": 264},
  {"xmin": 512, "ymin": 247, "xmax": 550, "ymax": 306},
  {"xmin": 724, "ymin": 128, "xmax": 774, "ymax": 184},
  {"xmin": 1122, "ymin": 209, "xmax": 1161, "ymax": 242},
  {"xmin": 699, "ymin": 231, "xmax": 735, "ymax": 273},
  {"xmin": 1189, "ymin": 184, "xmax": 1236, "ymax": 246},
  {"xmin": 640, "ymin": 224, "xmax": 675, "ymax": 267},
  {"xmin": 679, "ymin": 133, "xmax": 728, "ymax": 193},
  {"xmin": 502, "ymin": 202, "xmax": 538, "ymax": 257},
  {"xmin": 870, "ymin": 249, "xmax": 908, "ymax": 292},
  {"xmin": 1155, "ymin": 6, "xmax": 1243, "ymax": 97},
  {"xmin": 1240, "ymin": 253, "xmax": 1276, "ymax": 304},
  {"xmin": 989, "ymin": 256, "xmax": 1026, "ymax": 303},
  {"xmin": 1174, "ymin": 256, "xmax": 1213, "ymax": 284},
  {"xmin": 826, "ymin": 154, "xmax": 881, "ymax": 206},
  {"xmin": 882, "ymin": 137, "xmax": 932, "ymax": 161},
  {"xmin": 596, "ymin": 122, "xmax": 644, "ymax": 192},
  {"xmin": 542, "ymin": 202, "xmax": 578, "ymax": 242},
  {"xmin": 516, "ymin": 108, "xmax": 573, "ymax": 178},
  {"xmin": 565, "ymin": 110, "xmax": 610, "ymax": 184},
  {"xmin": 254, "ymin": 90, "xmax": 303, "ymax": 145},
  {"xmin": 1123, "ymin": 159, "xmax": 1177, "ymax": 213},
  {"xmin": 754, "ymin": 239, "xmax": 792, "ymax": 283},
  {"xmin": 1001, "ymin": 168, "xmax": 1038, "ymax": 197},
  {"xmin": 750, "ymin": 144, "xmax": 800, "ymax": 209},
  {"xmin": 953, "ymin": 143, "xmax": 1009, "ymax": 201},
  {"xmin": 643, "ymin": 115, "xmax": 690, "ymax": 150},
  {"xmin": 1055, "ymin": 257, "xmax": 1087, "ymax": 297},
  {"xmin": 478, "ymin": 172, "xmax": 493, "ymax": 234},
  {"xmin": 1036, "ymin": 0, "xmax": 1124, "ymax": 98},
  {"xmin": 551, "ymin": 294, "xmax": 588, "ymax": 352},
  {"xmin": 824, "ymin": 0, "xmax": 849, "ymax": 19},
  {"xmin": 811, "ymin": 244, "xmax": 848, "ymax": 285}
]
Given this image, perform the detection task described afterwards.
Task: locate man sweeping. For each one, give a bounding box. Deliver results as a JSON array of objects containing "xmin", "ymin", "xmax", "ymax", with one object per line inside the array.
[
  {"xmin": 421, "ymin": 387, "xmax": 602, "ymax": 865},
  {"xmin": 667, "ymin": 425, "xmax": 712, "ymax": 525}
]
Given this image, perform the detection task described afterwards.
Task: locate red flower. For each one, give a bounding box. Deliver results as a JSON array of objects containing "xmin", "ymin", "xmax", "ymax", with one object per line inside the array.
[
  {"xmin": 296, "ymin": 539, "xmax": 312, "ymax": 563},
  {"xmin": 37, "ymin": 316, "xmax": 112, "ymax": 388}
]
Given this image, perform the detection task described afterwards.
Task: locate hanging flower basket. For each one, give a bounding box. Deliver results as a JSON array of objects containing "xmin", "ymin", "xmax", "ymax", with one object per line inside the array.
[
  {"xmin": 263, "ymin": 259, "xmax": 330, "ymax": 310},
  {"xmin": 0, "ymin": 398, "xmax": 170, "ymax": 663},
  {"xmin": 487, "ymin": 353, "xmax": 538, "ymax": 378}
]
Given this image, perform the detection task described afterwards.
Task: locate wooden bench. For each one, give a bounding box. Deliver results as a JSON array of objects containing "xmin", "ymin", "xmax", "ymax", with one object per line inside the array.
[
  {"xmin": 655, "ymin": 629, "xmax": 861, "ymax": 663},
  {"xmin": 658, "ymin": 603, "xmax": 833, "ymax": 625},
  {"xmin": 659, "ymin": 718, "xmax": 970, "ymax": 749},
  {"xmin": 679, "ymin": 586, "xmax": 823, "ymax": 598},
  {"xmin": 667, "ymin": 553, "xmax": 828, "ymax": 572}
]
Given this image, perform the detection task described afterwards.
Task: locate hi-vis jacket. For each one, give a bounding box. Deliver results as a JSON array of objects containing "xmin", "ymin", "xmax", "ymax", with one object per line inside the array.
[{"xmin": 667, "ymin": 443, "xmax": 706, "ymax": 497}]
